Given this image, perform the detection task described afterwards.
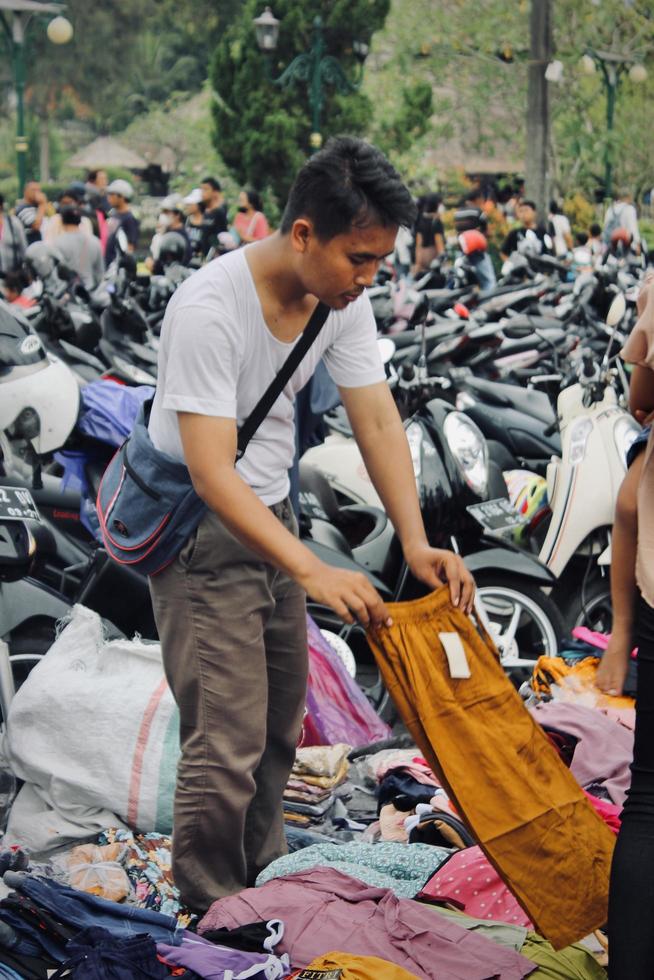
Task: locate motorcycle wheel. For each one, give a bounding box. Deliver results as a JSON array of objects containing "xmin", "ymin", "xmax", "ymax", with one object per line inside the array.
[
  {"xmin": 474, "ymin": 574, "xmax": 564, "ymax": 688},
  {"xmin": 558, "ymin": 573, "xmax": 612, "ymax": 635}
]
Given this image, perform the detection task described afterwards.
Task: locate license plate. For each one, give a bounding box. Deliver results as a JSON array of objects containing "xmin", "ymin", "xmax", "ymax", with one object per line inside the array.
[
  {"xmin": 467, "ymin": 497, "xmax": 526, "ymax": 532},
  {"xmin": 0, "ymin": 486, "xmax": 41, "ymax": 522}
]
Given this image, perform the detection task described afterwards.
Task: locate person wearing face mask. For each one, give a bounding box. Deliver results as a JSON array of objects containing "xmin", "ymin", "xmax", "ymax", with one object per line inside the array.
[
  {"xmin": 147, "ymin": 194, "xmax": 192, "ymax": 271},
  {"xmin": 232, "ymin": 188, "xmax": 270, "ymax": 245}
]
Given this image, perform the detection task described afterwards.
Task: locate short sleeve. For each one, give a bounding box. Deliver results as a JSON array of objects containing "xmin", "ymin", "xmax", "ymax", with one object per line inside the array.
[
  {"xmin": 125, "ymin": 214, "xmax": 140, "ymax": 246},
  {"xmin": 622, "ymin": 276, "xmax": 654, "ymax": 367},
  {"xmin": 161, "ymin": 303, "xmax": 240, "ymax": 417},
  {"xmin": 322, "ymin": 292, "xmax": 385, "ymax": 389}
]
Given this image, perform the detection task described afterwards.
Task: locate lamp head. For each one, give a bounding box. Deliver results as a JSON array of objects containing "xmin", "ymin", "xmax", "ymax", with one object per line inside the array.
[
  {"xmin": 253, "ymin": 7, "xmax": 280, "ymax": 52},
  {"xmin": 47, "ymin": 15, "xmax": 73, "ymax": 45}
]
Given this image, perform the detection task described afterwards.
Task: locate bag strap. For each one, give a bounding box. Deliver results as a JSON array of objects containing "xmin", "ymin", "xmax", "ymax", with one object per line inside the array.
[{"xmin": 236, "ymin": 300, "xmax": 330, "ymax": 460}]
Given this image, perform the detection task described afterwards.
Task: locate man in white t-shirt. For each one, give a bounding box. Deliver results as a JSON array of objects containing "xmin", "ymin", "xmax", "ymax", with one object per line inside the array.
[{"xmin": 148, "ymin": 137, "xmax": 475, "ymax": 913}]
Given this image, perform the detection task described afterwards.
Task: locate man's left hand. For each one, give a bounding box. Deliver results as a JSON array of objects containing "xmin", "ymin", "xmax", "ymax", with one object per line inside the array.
[{"xmin": 405, "ymin": 543, "xmax": 476, "ymax": 614}]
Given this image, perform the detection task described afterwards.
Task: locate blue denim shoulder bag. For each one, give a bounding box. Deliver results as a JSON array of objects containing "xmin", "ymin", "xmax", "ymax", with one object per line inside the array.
[{"xmin": 97, "ymin": 301, "xmax": 330, "ymax": 576}]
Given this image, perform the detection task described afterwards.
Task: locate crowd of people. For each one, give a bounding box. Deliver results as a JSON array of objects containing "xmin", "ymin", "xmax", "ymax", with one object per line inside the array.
[
  {"xmin": 0, "ymin": 171, "xmax": 272, "ymax": 303},
  {"xmin": 401, "ymin": 182, "xmax": 644, "ymax": 293}
]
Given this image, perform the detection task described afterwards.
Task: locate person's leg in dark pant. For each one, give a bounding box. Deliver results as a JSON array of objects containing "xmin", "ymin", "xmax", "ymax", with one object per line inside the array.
[
  {"xmin": 608, "ymin": 596, "xmax": 654, "ymax": 978},
  {"xmin": 149, "ymin": 500, "xmax": 307, "ymax": 913}
]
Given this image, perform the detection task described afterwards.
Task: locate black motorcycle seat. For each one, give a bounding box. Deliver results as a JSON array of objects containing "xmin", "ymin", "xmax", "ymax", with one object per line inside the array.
[
  {"xmin": 464, "ymin": 378, "xmax": 556, "ymax": 425},
  {"xmin": 502, "ymin": 314, "xmax": 566, "ymax": 332}
]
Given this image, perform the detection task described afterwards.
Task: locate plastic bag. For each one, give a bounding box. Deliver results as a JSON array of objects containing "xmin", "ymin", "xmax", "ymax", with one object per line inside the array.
[
  {"xmin": 302, "ymin": 617, "xmax": 391, "ymax": 748},
  {"xmin": 77, "ymin": 379, "xmax": 155, "ymax": 447},
  {"xmin": 53, "ymin": 842, "xmax": 131, "ymax": 902}
]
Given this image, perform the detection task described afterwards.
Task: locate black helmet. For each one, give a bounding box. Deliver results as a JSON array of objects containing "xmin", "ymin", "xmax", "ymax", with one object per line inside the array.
[{"xmin": 158, "ymin": 232, "xmax": 188, "ymax": 268}]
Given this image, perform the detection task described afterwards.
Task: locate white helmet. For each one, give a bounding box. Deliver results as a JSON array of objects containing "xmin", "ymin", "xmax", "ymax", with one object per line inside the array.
[{"xmin": 0, "ymin": 301, "xmax": 80, "ymax": 454}]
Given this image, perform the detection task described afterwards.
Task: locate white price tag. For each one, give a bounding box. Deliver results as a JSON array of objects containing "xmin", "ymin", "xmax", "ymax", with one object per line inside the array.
[{"xmin": 439, "ymin": 632, "xmax": 471, "ymax": 679}]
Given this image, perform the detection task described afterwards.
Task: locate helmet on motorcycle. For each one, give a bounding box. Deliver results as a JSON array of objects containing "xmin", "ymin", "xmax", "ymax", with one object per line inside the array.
[
  {"xmin": 0, "ymin": 300, "xmax": 80, "ymax": 454},
  {"xmin": 158, "ymin": 231, "xmax": 188, "ymax": 267},
  {"xmin": 458, "ymin": 229, "xmax": 488, "ymax": 256},
  {"xmin": 610, "ymin": 227, "xmax": 632, "ymax": 246},
  {"xmin": 24, "ymin": 241, "xmax": 57, "ymax": 281}
]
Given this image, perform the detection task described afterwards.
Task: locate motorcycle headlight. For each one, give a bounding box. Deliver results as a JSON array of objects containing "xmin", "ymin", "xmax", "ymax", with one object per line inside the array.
[
  {"xmin": 614, "ymin": 415, "xmax": 641, "ymax": 467},
  {"xmin": 443, "ymin": 411, "xmax": 489, "ymax": 496}
]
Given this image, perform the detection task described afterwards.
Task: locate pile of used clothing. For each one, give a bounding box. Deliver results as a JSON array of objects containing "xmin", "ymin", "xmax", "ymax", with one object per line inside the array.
[{"xmin": 282, "ymin": 744, "xmax": 352, "ymax": 830}]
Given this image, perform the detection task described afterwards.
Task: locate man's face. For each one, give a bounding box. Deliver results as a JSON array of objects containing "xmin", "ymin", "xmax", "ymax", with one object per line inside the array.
[
  {"xmin": 24, "ymin": 182, "xmax": 40, "ymax": 203},
  {"xmin": 200, "ymin": 183, "xmax": 213, "ymax": 205},
  {"xmin": 96, "ymin": 171, "xmax": 108, "ymax": 191},
  {"xmin": 297, "ymin": 221, "xmax": 398, "ymax": 310},
  {"xmin": 108, "ymin": 192, "xmax": 121, "ymax": 209},
  {"xmin": 519, "ymin": 203, "xmax": 536, "ymax": 225}
]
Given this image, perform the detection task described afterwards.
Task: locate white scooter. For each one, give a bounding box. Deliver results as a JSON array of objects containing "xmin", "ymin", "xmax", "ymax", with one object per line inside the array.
[{"xmin": 534, "ymin": 292, "xmax": 639, "ymax": 631}]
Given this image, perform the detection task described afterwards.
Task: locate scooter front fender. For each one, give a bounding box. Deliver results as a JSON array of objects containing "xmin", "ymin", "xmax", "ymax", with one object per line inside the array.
[{"xmin": 464, "ymin": 546, "xmax": 556, "ymax": 585}]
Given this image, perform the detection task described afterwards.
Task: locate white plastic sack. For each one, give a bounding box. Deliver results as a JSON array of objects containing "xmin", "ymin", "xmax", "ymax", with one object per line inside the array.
[{"xmin": 5, "ymin": 605, "xmax": 179, "ymax": 853}]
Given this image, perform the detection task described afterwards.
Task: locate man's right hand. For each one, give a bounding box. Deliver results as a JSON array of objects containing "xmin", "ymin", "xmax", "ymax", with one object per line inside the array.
[{"xmin": 299, "ymin": 561, "xmax": 392, "ymax": 630}]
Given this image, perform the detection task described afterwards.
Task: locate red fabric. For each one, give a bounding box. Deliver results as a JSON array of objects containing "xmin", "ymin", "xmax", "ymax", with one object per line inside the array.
[
  {"xmin": 583, "ymin": 790, "xmax": 622, "ymax": 834},
  {"xmin": 417, "ymin": 846, "xmax": 534, "ymax": 929}
]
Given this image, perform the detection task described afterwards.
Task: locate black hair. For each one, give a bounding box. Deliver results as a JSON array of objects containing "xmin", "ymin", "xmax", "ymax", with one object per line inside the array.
[
  {"xmin": 550, "ymin": 199, "xmax": 560, "ymax": 214},
  {"xmin": 60, "ymin": 205, "xmax": 82, "ymax": 226},
  {"xmin": 590, "ymin": 222, "xmax": 602, "ymax": 237},
  {"xmin": 422, "ymin": 192, "xmax": 442, "ymax": 212},
  {"xmin": 575, "ymin": 231, "xmax": 589, "ymax": 246},
  {"xmin": 244, "ymin": 187, "xmax": 263, "ymax": 212},
  {"xmin": 60, "ymin": 187, "xmax": 83, "ymax": 203},
  {"xmin": 280, "ymin": 136, "xmax": 416, "ymax": 240},
  {"xmin": 201, "ymin": 177, "xmax": 222, "ymax": 192},
  {"xmin": 3, "ymin": 269, "xmax": 27, "ymax": 293},
  {"xmin": 521, "ymin": 199, "xmax": 537, "ymax": 211},
  {"xmin": 465, "ymin": 186, "xmax": 484, "ymax": 203},
  {"xmin": 0, "ymin": 193, "xmax": 4, "ymax": 209},
  {"xmin": 86, "ymin": 170, "xmax": 98, "ymax": 183}
]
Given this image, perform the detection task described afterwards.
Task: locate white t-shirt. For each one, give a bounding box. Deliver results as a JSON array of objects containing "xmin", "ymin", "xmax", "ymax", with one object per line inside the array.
[
  {"xmin": 550, "ymin": 213, "xmax": 571, "ymax": 257},
  {"xmin": 148, "ymin": 247, "xmax": 384, "ymax": 505}
]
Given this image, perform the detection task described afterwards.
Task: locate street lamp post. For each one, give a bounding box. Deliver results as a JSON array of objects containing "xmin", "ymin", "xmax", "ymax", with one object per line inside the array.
[
  {"xmin": 253, "ymin": 7, "xmax": 366, "ymax": 152},
  {"xmin": 0, "ymin": 0, "xmax": 73, "ymax": 193},
  {"xmin": 581, "ymin": 49, "xmax": 648, "ymax": 200}
]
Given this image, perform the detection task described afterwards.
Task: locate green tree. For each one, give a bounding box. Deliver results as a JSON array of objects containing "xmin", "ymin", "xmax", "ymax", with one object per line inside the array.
[{"xmin": 209, "ymin": 0, "xmax": 390, "ymax": 205}]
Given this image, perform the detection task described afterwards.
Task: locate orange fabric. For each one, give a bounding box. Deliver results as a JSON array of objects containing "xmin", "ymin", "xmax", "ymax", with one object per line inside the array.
[
  {"xmin": 531, "ymin": 655, "xmax": 635, "ymax": 709},
  {"xmin": 289, "ymin": 951, "xmax": 419, "ymax": 978},
  {"xmin": 366, "ymin": 587, "xmax": 615, "ymax": 950}
]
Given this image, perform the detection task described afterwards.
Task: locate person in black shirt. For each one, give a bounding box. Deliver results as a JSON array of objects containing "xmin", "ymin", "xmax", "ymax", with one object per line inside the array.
[
  {"xmin": 412, "ymin": 192, "xmax": 444, "ymax": 276},
  {"xmin": 500, "ymin": 200, "xmax": 554, "ymax": 261},
  {"xmin": 15, "ymin": 181, "xmax": 47, "ymax": 245},
  {"xmin": 184, "ymin": 188, "xmax": 206, "ymax": 264},
  {"xmin": 200, "ymin": 176, "xmax": 228, "ymax": 256},
  {"xmin": 105, "ymin": 179, "xmax": 140, "ymax": 266}
]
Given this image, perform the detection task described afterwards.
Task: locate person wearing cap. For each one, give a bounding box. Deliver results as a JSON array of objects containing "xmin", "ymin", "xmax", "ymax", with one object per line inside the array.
[
  {"xmin": 105, "ymin": 179, "xmax": 140, "ymax": 265},
  {"xmin": 0, "ymin": 193, "xmax": 27, "ymax": 279},
  {"xmin": 43, "ymin": 188, "xmax": 95, "ymax": 244},
  {"xmin": 184, "ymin": 188, "xmax": 205, "ymax": 263},
  {"xmin": 15, "ymin": 181, "xmax": 48, "ymax": 245},
  {"xmin": 146, "ymin": 194, "xmax": 192, "ymax": 272},
  {"xmin": 200, "ymin": 177, "xmax": 228, "ymax": 256}
]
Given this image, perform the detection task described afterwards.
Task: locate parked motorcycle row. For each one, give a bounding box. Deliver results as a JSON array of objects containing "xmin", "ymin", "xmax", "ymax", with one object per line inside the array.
[{"xmin": 0, "ymin": 230, "xmax": 647, "ymax": 722}]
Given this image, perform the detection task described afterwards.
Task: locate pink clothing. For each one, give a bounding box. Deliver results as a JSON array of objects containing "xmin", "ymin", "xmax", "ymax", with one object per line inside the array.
[
  {"xmin": 621, "ymin": 274, "xmax": 654, "ymax": 607},
  {"xmin": 418, "ymin": 846, "xmax": 534, "ymax": 929},
  {"xmin": 371, "ymin": 751, "xmax": 440, "ymax": 786},
  {"xmin": 233, "ymin": 210, "xmax": 269, "ymax": 242},
  {"xmin": 199, "ymin": 867, "xmax": 537, "ymax": 979},
  {"xmin": 583, "ymin": 790, "xmax": 621, "ymax": 834}
]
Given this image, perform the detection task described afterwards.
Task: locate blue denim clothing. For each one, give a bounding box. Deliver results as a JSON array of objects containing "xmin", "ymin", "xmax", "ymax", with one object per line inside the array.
[
  {"xmin": 469, "ymin": 251, "xmax": 497, "ymax": 294},
  {"xmin": 51, "ymin": 927, "xmax": 169, "ymax": 980},
  {"xmin": 4, "ymin": 873, "xmax": 183, "ymax": 946},
  {"xmin": 0, "ymin": 966, "xmax": 23, "ymax": 979}
]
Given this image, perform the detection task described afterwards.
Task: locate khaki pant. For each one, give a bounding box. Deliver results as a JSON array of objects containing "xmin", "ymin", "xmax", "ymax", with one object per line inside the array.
[{"xmin": 149, "ymin": 499, "xmax": 308, "ymax": 912}]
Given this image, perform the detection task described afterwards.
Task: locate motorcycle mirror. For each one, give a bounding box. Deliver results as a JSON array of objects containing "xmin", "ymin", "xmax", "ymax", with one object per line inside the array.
[
  {"xmin": 407, "ymin": 293, "xmax": 430, "ymax": 327},
  {"xmin": 115, "ymin": 228, "xmax": 129, "ymax": 255},
  {"xmin": 606, "ymin": 292, "xmax": 627, "ymax": 327},
  {"xmin": 543, "ymin": 233, "xmax": 553, "ymax": 251},
  {"xmin": 377, "ymin": 337, "xmax": 396, "ymax": 364}
]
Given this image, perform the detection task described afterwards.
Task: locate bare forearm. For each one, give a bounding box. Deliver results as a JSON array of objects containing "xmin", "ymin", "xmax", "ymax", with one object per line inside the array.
[{"xmin": 193, "ymin": 466, "xmax": 316, "ymax": 583}]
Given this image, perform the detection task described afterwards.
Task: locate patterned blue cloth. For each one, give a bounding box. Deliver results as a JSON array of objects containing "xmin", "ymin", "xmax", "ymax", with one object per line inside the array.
[{"xmin": 256, "ymin": 841, "xmax": 452, "ymax": 898}]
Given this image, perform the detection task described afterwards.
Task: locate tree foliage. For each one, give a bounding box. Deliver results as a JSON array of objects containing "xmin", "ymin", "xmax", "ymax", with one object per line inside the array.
[{"xmin": 209, "ymin": 0, "xmax": 390, "ymax": 204}]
